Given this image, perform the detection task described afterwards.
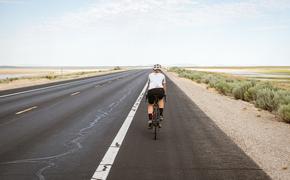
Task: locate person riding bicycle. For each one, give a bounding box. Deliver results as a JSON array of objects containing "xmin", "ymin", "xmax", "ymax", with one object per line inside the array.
[{"xmin": 147, "ymin": 64, "xmax": 166, "ymax": 129}]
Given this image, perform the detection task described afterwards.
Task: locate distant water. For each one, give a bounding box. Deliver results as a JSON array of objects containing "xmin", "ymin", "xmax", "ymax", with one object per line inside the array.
[{"xmin": 189, "ymin": 68, "xmax": 290, "ymax": 79}]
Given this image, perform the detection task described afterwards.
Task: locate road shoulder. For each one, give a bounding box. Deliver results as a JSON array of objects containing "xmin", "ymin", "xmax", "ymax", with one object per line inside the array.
[
  {"xmin": 0, "ymin": 70, "xmax": 125, "ymax": 91},
  {"xmin": 165, "ymin": 71, "xmax": 290, "ymax": 180}
]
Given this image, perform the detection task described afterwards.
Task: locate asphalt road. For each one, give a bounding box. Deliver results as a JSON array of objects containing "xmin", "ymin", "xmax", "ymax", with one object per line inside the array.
[{"xmin": 0, "ymin": 69, "xmax": 271, "ymax": 180}]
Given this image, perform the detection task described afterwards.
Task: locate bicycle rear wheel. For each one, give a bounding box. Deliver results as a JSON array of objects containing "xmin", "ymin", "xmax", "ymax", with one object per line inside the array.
[{"xmin": 152, "ymin": 101, "xmax": 160, "ymax": 140}]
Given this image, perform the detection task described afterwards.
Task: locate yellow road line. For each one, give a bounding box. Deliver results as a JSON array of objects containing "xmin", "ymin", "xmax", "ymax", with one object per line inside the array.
[
  {"xmin": 71, "ymin": 92, "xmax": 80, "ymax": 96},
  {"xmin": 16, "ymin": 106, "xmax": 38, "ymax": 115}
]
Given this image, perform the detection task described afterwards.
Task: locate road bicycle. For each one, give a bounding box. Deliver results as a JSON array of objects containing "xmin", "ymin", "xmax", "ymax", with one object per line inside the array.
[{"xmin": 146, "ymin": 94, "xmax": 166, "ymax": 140}]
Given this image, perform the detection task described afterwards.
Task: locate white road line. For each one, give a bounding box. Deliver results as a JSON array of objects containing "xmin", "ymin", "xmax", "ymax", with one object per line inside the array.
[
  {"xmin": 0, "ymin": 80, "xmax": 86, "ymax": 98},
  {"xmin": 71, "ymin": 92, "xmax": 80, "ymax": 96},
  {"xmin": 91, "ymin": 82, "xmax": 148, "ymax": 180},
  {"xmin": 16, "ymin": 106, "xmax": 38, "ymax": 115}
]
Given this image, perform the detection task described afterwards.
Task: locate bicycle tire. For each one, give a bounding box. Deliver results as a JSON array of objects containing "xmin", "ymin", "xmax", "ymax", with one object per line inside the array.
[
  {"xmin": 151, "ymin": 96, "xmax": 160, "ymax": 140},
  {"xmin": 153, "ymin": 104, "xmax": 159, "ymax": 140}
]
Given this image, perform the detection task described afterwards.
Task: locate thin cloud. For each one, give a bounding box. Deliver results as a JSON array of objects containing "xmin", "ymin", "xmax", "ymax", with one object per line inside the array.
[
  {"xmin": 30, "ymin": 0, "xmax": 290, "ymax": 33},
  {"xmin": 0, "ymin": 0, "xmax": 24, "ymax": 4},
  {"xmin": 250, "ymin": 24, "xmax": 290, "ymax": 31}
]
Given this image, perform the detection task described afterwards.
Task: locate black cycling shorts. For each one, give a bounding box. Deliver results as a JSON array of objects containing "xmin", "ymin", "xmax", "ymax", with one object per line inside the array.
[{"xmin": 147, "ymin": 88, "xmax": 165, "ymax": 104}]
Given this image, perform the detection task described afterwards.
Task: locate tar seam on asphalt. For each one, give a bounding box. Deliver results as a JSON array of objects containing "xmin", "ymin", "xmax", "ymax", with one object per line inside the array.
[
  {"xmin": 0, "ymin": 90, "xmax": 132, "ymax": 180},
  {"xmin": 91, "ymin": 83, "xmax": 147, "ymax": 180}
]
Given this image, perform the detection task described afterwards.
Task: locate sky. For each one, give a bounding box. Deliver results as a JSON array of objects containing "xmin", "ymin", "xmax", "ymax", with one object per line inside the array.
[{"xmin": 0, "ymin": 0, "xmax": 290, "ymax": 67}]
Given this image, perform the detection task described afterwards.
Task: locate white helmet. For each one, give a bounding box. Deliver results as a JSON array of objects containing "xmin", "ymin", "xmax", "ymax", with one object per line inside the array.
[{"xmin": 153, "ymin": 64, "xmax": 161, "ymax": 70}]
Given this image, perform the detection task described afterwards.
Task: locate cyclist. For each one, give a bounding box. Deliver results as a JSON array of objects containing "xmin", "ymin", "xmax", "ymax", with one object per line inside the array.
[{"xmin": 146, "ymin": 64, "xmax": 166, "ymax": 129}]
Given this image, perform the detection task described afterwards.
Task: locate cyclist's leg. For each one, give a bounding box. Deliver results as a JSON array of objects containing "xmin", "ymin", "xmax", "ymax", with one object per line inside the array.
[
  {"xmin": 147, "ymin": 90, "xmax": 155, "ymax": 128},
  {"xmin": 157, "ymin": 99, "xmax": 164, "ymax": 121},
  {"xmin": 147, "ymin": 104, "xmax": 153, "ymax": 116},
  {"xmin": 158, "ymin": 98, "xmax": 164, "ymax": 108},
  {"xmin": 147, "ymin": 104, "xmax": 153, "ymax": 128}
]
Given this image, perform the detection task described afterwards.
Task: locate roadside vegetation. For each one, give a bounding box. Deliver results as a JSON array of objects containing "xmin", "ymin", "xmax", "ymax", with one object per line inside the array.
[
  {"xmin": 113, "ymin": 66, "xmax": 122, "ymax": 70},
  {"xmin": 0, "ymin": 67, "xmax": 127, "ymax": 86},
  {"xmin": 169, "ymin": 67, "xmax": 290, "ymax": 123},
  {"xmin": 0, "ymin": 70, "xmax": 99, "ymax": 84}
]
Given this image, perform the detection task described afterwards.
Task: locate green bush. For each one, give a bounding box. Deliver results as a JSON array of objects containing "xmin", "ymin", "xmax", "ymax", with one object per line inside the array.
[
  {"xmin": 215, "ymin": 81, "xmax": 233, "ymax": 95},
  {"xmin": 274, "ymin": 90, "xmax": 290, "ymax": 106},
  {"xmin": 189, "ymin": 74, "xmax": 202, "ymax": 81},
  {"xmin": 169, "ymin": 67, "xmax": 185, "ymax": 74},
  {"xmin": 179, "ymin": 71, "xmax": 191, "ymax": 79},
  {"xmin": 201, "ymin": 74, "xmax": 212, "ymax": 84},
  {"xmin": 244, "ymin": 82, "xmax": 274, "ymax": 102},
  {"xmin": 208, "ymin": 76, "xmax": 220, "ymax": 88},
  {"xmin": 244, "ymin": 86, "xmax": 256, "ymax": 102},
  {"xmin": 255, "ymin": 88, "xmax": 278, "ymax": 112},
  {"xmin": 278, "ymin": 104, "xmax": 290, "ymax": 123},
  {"xmin": 232, "ymin": 81, "xmax": 253, "ymax": 100}
]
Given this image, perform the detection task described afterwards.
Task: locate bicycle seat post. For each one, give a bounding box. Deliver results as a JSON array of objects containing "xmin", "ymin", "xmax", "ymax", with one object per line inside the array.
[{"xmin": 154, "ymin": 95, "xmax": 159, "ymax": 106}]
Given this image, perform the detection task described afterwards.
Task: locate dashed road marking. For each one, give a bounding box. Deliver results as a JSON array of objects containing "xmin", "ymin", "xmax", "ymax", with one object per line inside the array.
[
  {"xmin": 71, "ymin": 92, "xmax": 80, "ymax": 96},
  {"xmin": 91, "ymin": 82, "xmax": 148, "ymax": 180},
  {"xmin": 16, "ymin": 106, "xmax": 38, "ymax": 115}
]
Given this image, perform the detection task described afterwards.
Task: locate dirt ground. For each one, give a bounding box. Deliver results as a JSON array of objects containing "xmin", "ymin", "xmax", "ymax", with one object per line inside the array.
[{"xmin": 166, "ymin": 71, "xmax": 290, "ymax": 180}]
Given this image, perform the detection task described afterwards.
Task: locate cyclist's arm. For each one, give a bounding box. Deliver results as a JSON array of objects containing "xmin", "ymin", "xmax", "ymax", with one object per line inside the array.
[
  {"xmin": 163, "ymin": 78, "xmax": 166, "ymax": 94},
  {"xmin": 146, "ymin": 76, "xmax": 150, "ymax": 97},
  {"xmin": 147, "ymin": 77, "xmax": 150, "ymax": 90}
]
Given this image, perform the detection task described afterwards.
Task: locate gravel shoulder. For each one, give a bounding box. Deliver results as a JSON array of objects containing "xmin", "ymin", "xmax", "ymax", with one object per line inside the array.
[{"xmin": 166, "ymin": 71, "xmax": 290, "ymax": 180}]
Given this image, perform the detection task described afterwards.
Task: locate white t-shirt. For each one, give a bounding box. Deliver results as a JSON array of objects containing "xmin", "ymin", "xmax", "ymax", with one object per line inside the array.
[{"xmin": 148, "ymin": 72, "xmax": 166, "ymax": 90}]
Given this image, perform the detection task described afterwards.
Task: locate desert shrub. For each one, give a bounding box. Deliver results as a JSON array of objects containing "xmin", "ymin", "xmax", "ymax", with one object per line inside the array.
[
  {"xmin": 255, "ymin": 88, "xmax": 278, "ymax": 111},
  {"xmin": 45, "ymin": 74, "xmax": 57, "ymax": 80},
  {"xmin": 208, "ymin": 77, "xmax": 219, "ymax": 88},
  {"xmin": 215, "ymin": 81, "xmax": 233, "ymax": 95},
  {"xmin": 76, "ymin": 72, "xmax": 86, "ymax": 75},
  {"xmin": 2, "ymin": 77, "xmax": 20, "ymax": 83},
  {"xmin": 168, "ymin": 67, "xmax": 179, "ymax": 72},
  {"xmin": 169, "ymin": 67, "xmax": 186, "ymax": 74},
  {"xmin": 201, "ymin": 74, "xmax": 213, "ymax": 84},
  {"xmin": 189, "ymin": 73, "xmax": 202, "ymax": 81},
  {"xmin": 232, "ymin": 81, "xmax": 253, "ymax": 100},
  {"xmin": 178, "ymin": 70, "xmax": 204, "ymax": 82},
  {"xmin": 273, "ymin": 90, "xmax": 290, "ymax": 107},
  {"xmin": 244, "ymin": 81, "xmax": 274, "ymax": 102},
  {"xmin": 225, "ymin": 78, "xmax": 235, "ymax": 83},
  {"xmin": 113, "ymin": 66, "xmax": 121, "ymax": 70},
  {"xmin": 169, "ymin": 67, "xmax": 290, "ymax": 123},
  {"xmin": 278, "ymin": 104, "xmax": 290, "ymax": 123},
  {"xmin": 179, "ymin": 71, "xmax": 192, "ymax": 79},
  {"xmin": 244, "ymin": 87, "xmax": 256, "ymax": 102}
]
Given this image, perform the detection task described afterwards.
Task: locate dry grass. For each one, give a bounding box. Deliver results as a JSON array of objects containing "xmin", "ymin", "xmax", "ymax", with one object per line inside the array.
[{"xmin": 0, "ymin": 68, "xmax": 124, "ymax": 91}]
